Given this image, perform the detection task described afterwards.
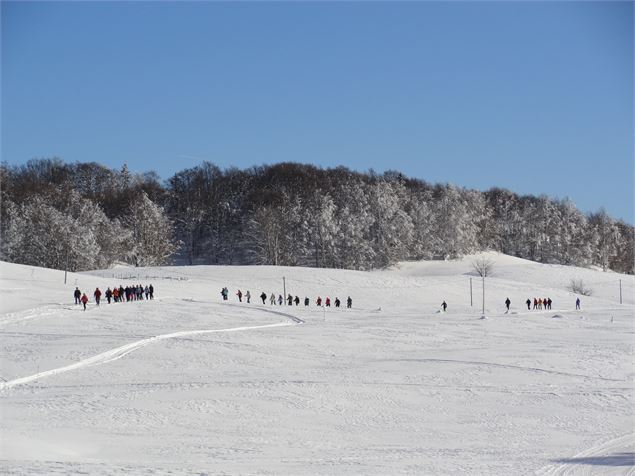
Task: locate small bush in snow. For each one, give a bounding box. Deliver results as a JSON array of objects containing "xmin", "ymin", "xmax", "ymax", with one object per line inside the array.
[{"xmin": 569, "ymin": 278, "xmax": 592, "ymax": 296}]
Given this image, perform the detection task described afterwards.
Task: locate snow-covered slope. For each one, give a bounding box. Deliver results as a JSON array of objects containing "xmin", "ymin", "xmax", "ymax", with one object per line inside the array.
[{"xmin": 1, "ymin": 253, "xmax": 633, "ymax": 475}]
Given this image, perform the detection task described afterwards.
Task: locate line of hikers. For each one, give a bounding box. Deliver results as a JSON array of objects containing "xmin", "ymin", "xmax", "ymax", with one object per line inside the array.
[
  {"xmin": 526, "ymin": 297, "xmax": 553, "ymax": 310},
  {"xmin": 73, "ymin": 284, "xmax": 155, "ymax": 311},
  {"xmin": 442, "ymin": 297, "xmax": 578, "ymax": 313},
  {"xmin": 221, "ymin": 287, "xmax": 352, "ymax": 308}
]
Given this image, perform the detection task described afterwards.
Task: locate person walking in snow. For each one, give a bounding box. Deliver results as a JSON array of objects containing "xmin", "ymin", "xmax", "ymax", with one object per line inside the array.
[
  {"xmin": 74, "ymin": 287, "xmax": 81, "ymax": 305},
  {"xmin": 149, "ymin": 284, "xmax": 154, "ymax": 299},
  {"xmin": 294, "ymin": 296, "xmax": 300, "ymax": 306},
  {"xmin": 278, "ymin": 294, "xmax": 283, "ymax": 306},
  {"xmin": 304, "ymin": 297, "xmax": 309, "ymax": 306},
  {"xmin": 335, "ymin": 297, "xmax": 341, "ymax": 308},
  {"xmin": 287, "ymin": 294, "xmax": 293, "ymax": 306},
  {"xmin": 144, "ymin": 285, "xmax": 149, "ymax": 300},
  {"xmin": 236, "ymin": 289, "xmax": 243, "ymax": 302},
  {"xmin": 441, "ymin": 301, "xmax": 447, "ymax": 312},
  {"xmin": 316, "ymin": 296, "xmax": 322, "ymax": 306},
  {"xmin": 575, "ymin": 297, "xmax": 581, "ymax": 310},
  {"xmin": 533, "ymin": 297, "xmax": 538, "ymax": 310},
  {"xmin": 505, "ymin": 297, "xmax": 511, "ymax": 312},
  {"xmin": 270, "ymin": 293, "xmax": 276, "ymax": 305},
  {"xmin": 94, "ymin": 288, "xmax": 102, "ymax": 306},
  {"xmin": 81, "ymin": 293, "xmax": 89, "ymax": 311},
  {"xmin": 547, "ymin": 297, "xmax": 552, "ymax": 310},
  {"xmin": 245, "ymin": 290, "xmax": 251, "ymax": 303},
  {"xmin": 260, "ymin": 292, "xmax": 267, "ymax": 304},
  {"xmin": 526, "ymin": 298, "xmax": 531, "ymax": 310},
  {"xmin": 347, "ymin": 296, "xmax": 352, "ymax": 309},
  {"xmin": 105, "ymin": 287, "xmax": 113, "ymax": 304},
  {"xmin": 325, "ymin": 297, "xmax": 331, "ymax": 307}
]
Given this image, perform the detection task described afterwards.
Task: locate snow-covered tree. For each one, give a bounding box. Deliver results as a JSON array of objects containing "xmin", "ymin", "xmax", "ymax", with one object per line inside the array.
[
  {"xmin": 429, "ymin": 184, "xmax": 478, "ymax": 259},
  {"xmin": 588, "ymin": 209, "xmax": 621, "ymax": 271},
  {"xmin": 367, "ymin": 180, "xmax": 414, "ymax": 267},
  {"xmin": 125, "ymin": 191, "xmax": 177, "ymax": 267},
  {"xmin": 3, "ymin": 196, "xmax": 99, "ymax": 270}
]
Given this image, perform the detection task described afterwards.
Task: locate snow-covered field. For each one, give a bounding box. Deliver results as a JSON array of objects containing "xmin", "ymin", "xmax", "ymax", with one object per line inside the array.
[{"xmin": 1, "ymin": 252, "xmax": 633, "ymax": 475}]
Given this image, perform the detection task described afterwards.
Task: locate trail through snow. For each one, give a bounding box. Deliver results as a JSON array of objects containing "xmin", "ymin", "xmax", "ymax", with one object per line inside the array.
[{"xmin": 1, "ymin": 307, "xmax": 303, "ymax": 390}]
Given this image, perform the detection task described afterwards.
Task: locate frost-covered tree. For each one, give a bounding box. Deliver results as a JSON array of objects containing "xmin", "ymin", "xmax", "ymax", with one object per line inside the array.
[
  {"xmin": 244, "ymin": 205, "xmax": 286, "ymax": 265},
  {"xmin": 611, "ymin": 221, "xmax": 634, "ymax": 274},
  {"xmin": 305, "ymin": 192, "xmax": 339, "ymax": 268},
  {"xmin": 429, "ymin": 184, "xmax": 478, "ymax": 259},
  {"xmin": 3, "ymin": 196, "xmax": 99, "ymax": 270},
  {"xmin": 3, "ymin": 159, "xmax": 633, "ymax": 273},
  {"xmin": 553, "ymin": 198, "xmax": 591, "ymax": 266},
  {"xmin": 367, "ymin": 180, "xmax": 414, "ymax": 267},
  {"xmin": 2, "ymin": 190, "xmax": 134, "ymax": 271},
  {"xmin": 333, "ymin": 181, "xmax": 375, "ymax": 269},
  {"xmin": 588, "ymin": 209, "xmax": 621, "ymax": 271},
  {"xmin": 125, "ymin": 191, "xmax": 177, "ymax": 267},
  {"xmin": 407, "ymin": 187, "xmax": 436, "ymax": 260},
  {"xmin": 484, "ymin": 188, "xmax": 522, "ymax": 256}
]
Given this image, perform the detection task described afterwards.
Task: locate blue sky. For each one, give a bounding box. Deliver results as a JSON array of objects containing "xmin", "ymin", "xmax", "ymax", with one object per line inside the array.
[{"xmin": 2, "ymin": 1, "xmax": 633, "ymax": 222}]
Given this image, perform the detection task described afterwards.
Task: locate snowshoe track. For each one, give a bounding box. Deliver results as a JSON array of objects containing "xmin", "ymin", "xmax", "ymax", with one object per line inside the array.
[{"xmin": 0, "ymin": 305, "xmax": 303, "ymax": 390}]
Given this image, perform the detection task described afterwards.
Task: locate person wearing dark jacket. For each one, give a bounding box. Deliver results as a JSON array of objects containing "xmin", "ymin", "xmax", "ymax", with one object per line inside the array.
[
  {"xmin": 94, "ymin": 288, "xmax": 102, "ymax": 306},
  {"xmin": 74, "ymin": 287, "xmax": 81, "ymax": 305},
  {"xmin": 505, "ymin": 297, "xmax": 511, "ymax": 311},
  {"xmin": 260, "ymin": 292, "xmax": 267, "ymax": 304}
]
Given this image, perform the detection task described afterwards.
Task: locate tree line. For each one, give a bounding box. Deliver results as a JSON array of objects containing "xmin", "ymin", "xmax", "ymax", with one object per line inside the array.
[{"xmin": 1, "ymin": 158, "xmax": 632, "ymax": 274}]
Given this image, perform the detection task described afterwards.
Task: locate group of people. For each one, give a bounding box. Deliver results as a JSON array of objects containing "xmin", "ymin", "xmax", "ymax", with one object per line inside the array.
[
  {"xmin": 525, "ymin": 297, "xmax": 553, "ymax": 310},
  {"xmin": 223, "ymin": 289, "xmax": 353, "ymax": 309},
  {"xmin": 73, "ymin": 284, "xmax": 155, "ymax": 311},
  {"xmin": 440, "ymin": 297, "xmax": 579, "ymax": 313}
]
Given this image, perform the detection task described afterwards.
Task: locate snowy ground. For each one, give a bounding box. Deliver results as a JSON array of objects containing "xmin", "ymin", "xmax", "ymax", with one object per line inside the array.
[{"xmin": 1, "ymin": 252, "xmax": 633, "ymax": 475}]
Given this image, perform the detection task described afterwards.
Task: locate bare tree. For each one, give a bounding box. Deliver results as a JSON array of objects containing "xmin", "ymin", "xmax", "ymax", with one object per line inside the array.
[{"xmin": 472, "ymin": 257, "xmax": 494, "ymax": 277}]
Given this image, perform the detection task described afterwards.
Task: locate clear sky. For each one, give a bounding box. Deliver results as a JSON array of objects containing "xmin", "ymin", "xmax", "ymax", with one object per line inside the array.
[{"xmin": 2, "ymin": 1, "xmax": 633, "ymax": 223}]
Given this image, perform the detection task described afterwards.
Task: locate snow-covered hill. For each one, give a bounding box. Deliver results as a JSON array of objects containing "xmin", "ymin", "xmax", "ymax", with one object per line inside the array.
[{"xmin": 1, "ymin": 253, "xmax": 633, "ymax": 475}]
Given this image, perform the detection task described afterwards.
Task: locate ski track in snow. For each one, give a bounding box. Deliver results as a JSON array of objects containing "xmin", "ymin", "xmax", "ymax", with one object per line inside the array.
[
  {"xmin": 0, "ymin": 305, "xmax": 67, "ymax": 327},
  {"xmin": 383, "ymin": 358, "xmax": 626, "ymax": 382},
  {"xmin": 0, "ymin": 306, "xmax": 304, "ymax": 390},
  {"xmin": 536, "ymin": 432, "xmax": 635, "ymax": 475}
]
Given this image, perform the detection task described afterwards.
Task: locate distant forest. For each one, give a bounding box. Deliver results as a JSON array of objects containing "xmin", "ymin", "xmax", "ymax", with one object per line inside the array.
[{"xmin": 1, "ymin": 159, "xmax": 633, "ymax": 274}]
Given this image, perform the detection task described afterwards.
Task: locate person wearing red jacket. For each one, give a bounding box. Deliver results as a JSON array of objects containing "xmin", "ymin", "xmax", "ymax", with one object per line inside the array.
[
  {"xmin": 94, "ymin": 288, "xmax": 102, "ymax": 306},
  {"xmin": 81, "ymin": 293, "xmax": 89, "ymax": 311}
]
